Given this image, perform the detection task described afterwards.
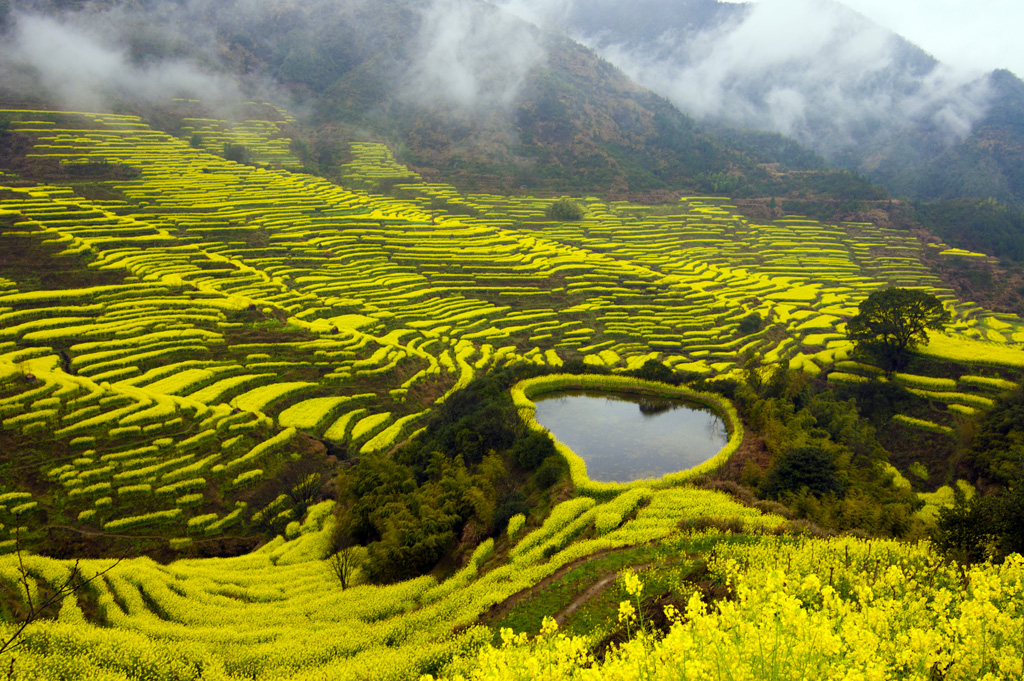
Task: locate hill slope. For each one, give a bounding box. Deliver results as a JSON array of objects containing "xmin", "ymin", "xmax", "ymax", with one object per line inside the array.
[
  {"xmin": 0, "ymin": 98, "xmax": 1022, "ymax": 681},
  {"xmin": 0, "ymin": 0, "xmax": 881, "ymax": 201},
  {"xmin": 1, "ymin": 107, "xmax": 1023, "ymax": 559},
  {"xmin": 541, "ymin": 0, "xmax": 1024, "ymax": 207}
]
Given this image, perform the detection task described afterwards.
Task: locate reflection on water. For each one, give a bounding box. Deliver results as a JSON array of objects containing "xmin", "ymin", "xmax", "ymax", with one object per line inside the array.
[
  {"xmin": 532, "ymin": 390, "xmax": 728, "ymax": 483},
  {"xmin": 637, "ymin": 397, "xmax": 675, "ymax": 416}
]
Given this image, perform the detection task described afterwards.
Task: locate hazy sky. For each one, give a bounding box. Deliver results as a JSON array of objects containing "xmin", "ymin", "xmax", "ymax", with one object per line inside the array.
[{"xmin": 738, "ymin": 0, "xmax": 1023, "ymax": 77}]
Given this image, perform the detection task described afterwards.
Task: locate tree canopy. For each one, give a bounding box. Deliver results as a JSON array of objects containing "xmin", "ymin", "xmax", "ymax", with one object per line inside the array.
[
  {"xmin": 847, "ymin": 287, "xmax": 950, "ymax": 371},
  {"xmin": 546, "ymin": 197, "xmax": 585, "ymax": 221}
]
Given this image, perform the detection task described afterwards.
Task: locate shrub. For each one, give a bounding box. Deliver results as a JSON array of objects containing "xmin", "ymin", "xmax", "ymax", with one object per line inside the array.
[
  {"xmin": 761, "ymin": 445, "xmax": 846, "ymax": 499},
  {"xmin": 506, "ymin": 513, "xmax": 526, "ymax": 538},
  {"xmin": 546, "ymin": 198, "xmax": 584, "ymax": 221},
  {"xmin": 627, "ymin": 359, "xmax": 675, "ymax": 384},
  {"xmin": 327, "ymin": 546, "xmax": 359, "ymax": 590},
  {"xmin": 512, "ymin": 431, "xmax": 556, "ymax": 470},
  {"xmin": 492, "ymin": 492, "xmax": 529, "ymax": 535},
  {"xmin": 738, "ymin": 313, "xmax": 763, "ymax": 335},
  {"xmin": 534, "ymin": 458, "xmax": 562, "ymax": 489},
  {"xmin": 753, "ymin": 499, "xmax": 794, "ymax": 520},
  {"xmin": 932, "ymin": 494, "xmax": 995, "ymax": 565},
  {"xmin": 223, "ymin": 142, "xmax": 250, "ymax": 164},
  {"xmin": 698, "ymin": 479, "xmax": 758, "ymax": 507},
  {"xmin": 969, "ymin": 386, "xmax": 1024, "ymax": 485},
  {"xmin": 780, "ymin": 518, "xmax": 831, "ymax": 538},
  {"xmin": 909, "ymin": 462, "xmax": 929, "ymax": 480}
]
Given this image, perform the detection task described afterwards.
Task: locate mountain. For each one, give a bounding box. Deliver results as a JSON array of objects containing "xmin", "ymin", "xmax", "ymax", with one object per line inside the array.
[
  {"xmin": 893, "ymin": 70, "xmax": 1024, "ymax": 204},
  {"xmin": 0, "ymin": 0, "xmax": 880, "ymax": 202},
  {"xmin": 4, "ymin": 0, "xmax": 1023, "ymax": 209},
  {"xmin": 536, "ymin": 0, "xmax": 1024, "ymax": 206}
]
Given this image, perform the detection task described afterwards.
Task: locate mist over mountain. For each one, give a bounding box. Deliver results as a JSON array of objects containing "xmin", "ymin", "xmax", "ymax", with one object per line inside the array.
[
  {"xmin": 1, "ymin": 0, "xmax": 1021, "ymax": 211},
  {"xmin": 497, "ymin": 0, "xmax": 1024, "ymax": 203},
  {"xmin": 519, "ymin": 0, "xmax": 986, "ymax": 143},
  {"xmin": 0, "ymin": 0, "xmax": 867, "ymax": 200}
]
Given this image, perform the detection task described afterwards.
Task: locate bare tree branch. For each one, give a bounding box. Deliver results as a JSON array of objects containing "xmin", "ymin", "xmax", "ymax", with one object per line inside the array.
[
  {"xmin": 327, "ymin": 546, "xmax": 358, "ymax": 590},
  {"xmin": 1, "ymin": 526, "xmax": 124, "ymax": 658}
]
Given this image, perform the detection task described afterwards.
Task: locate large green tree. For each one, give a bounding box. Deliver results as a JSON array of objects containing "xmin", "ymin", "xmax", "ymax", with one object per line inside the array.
[{"xmin": 847, "ymin": 287, "xmax": 950, "ymax": 372}]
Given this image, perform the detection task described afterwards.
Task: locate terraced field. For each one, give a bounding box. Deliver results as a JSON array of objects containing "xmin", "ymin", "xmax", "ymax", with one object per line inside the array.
[
  {"xmin": 1, "ymin": 108, "xmax": 1023, "ymax": 550},
  {"xmin": 2, "ymin": 483, "xmax": 1021, "ymax": 679},
  {"xmin": 1, "ymin": 108, "xmax": 1023, "ymax": 678}
]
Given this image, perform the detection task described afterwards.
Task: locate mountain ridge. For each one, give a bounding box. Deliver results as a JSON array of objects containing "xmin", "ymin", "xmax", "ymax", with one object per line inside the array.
[
  {"xmin": 0, "ymin": 0, "xmax": 884, "ymax": 205},
  {"xmin": 541, "ymin": 0, "xmax": 1024, "ymax": 207}
]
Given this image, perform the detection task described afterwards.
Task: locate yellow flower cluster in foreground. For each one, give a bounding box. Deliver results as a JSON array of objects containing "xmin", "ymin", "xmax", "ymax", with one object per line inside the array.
[
  {"xmin": 0, "ymin": 488, "xmax": 784, "ymax": 680},
  {"xmin": 5, "ymin": 488, "xmax": 1017, "ymax": 681},
  {"xmin": 433, "ymin": 538, "xmax": 1024, "ymax": 681}
]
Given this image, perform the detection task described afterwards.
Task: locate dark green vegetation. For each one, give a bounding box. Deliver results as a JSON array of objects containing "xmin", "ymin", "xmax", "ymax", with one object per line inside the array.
[
  {"xmin": 891, "ymin": 70, "xmax": 1024, "ymax": 208},
  {"xmin": 332, "ymin": 366, "xmax": 563, "ymax": 583},
  {"xmin": 913, "ymin": 198, "xmax": 1024, "ymax": 263},
  {"xmin": 732, "ymin": 345, "xmax": 1024, "ymax": 561},
  {"xmin": 967, "ymin": 386, "xmax": 1024, "ymax": 486},
  {"xmin": 732, "ymin": 361, "xmax": 921, "ymax": 538},
  {"xmin": 546, "ymin": 198, "xmax": 585, "ymax": 221},
  {"xmin": 933, "ymin": 385, "xmax": 1024, "ymax": 563},
  {"xmin": 847, "ymin": 288, "xmax": 951, "ymax": 372},
  {"xmin": 933, "ymin": 483, "xmax": 1024, "ymax": 565}
]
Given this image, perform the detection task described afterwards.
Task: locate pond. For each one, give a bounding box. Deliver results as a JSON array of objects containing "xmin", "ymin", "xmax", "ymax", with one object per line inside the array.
[{"xmin": 532, "ymin": 390, "xmax": 729, "ymax": 483}]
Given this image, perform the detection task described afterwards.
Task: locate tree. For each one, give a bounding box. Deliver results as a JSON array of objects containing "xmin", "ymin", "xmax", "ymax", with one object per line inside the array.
[
  {"xmin": 761, "ymin": 445, "xmax": 847, "ymax": 499},
  {"xmin": 327, "ymin": 546, "xmax": 359, "ymax": 590},
  {"xmin": 933, "ymin": 472, "xmax": 1024, "ymax": 565},
  {"xmin": 969, "ymin": 385, "xmax": 1024, "ymax": 485},
  {"xmin": 846, "ymin": 287, "xmax": 950, "ymax": 372},
  {"xmin": 546, "ymin": 198, "xmax": 584, "ymax": 221},
  {"xmin": 223, "ymin": 142, "xmax": 250, "ymax": 164},
  {"xmin": 511, "ymin": 431, "xmax": 556, "ymax": 470},
  {"xmin": 932, "ymin": 494, "xmax": 995, "ymax": 565}
]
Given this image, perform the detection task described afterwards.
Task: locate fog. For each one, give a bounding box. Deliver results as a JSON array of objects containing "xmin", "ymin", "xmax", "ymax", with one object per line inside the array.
[
  {"xmin": 0, "ymin": 0, "xmax": 1004, "ymax": 162},
  {"xmin": 812, "ymin": 0, "xmax": 1024, "ymax": 79},
  {"xmin": 0, "ymin": 0, "xmax": 548, "ymax": 116},
  {"xmin": 0, "ymin": 9, "xmax": 243, "ymax": 111},
  {"xmin": 498, "ymin": 0, "xmax": 995, "ymax": 160},
  {"xmin": 403, "ymin": 0, "xmax": 546, "ymax": 111}
]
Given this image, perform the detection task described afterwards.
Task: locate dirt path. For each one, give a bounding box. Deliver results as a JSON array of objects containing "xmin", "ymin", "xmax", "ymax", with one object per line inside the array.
[
  {"xmin": 477, "ymin": 546, "xmax": 635, "ymax": 626},
  {"xmin": 553, "ymin": 559, "xmax": 682, "ymax": 625},
  {"xmin": 482, "ymin": 552, "xmax": 692, "ymax": 632},
  {"xmin": 554, "ymin": 572, "xmax": 618, "ymax": 625}
]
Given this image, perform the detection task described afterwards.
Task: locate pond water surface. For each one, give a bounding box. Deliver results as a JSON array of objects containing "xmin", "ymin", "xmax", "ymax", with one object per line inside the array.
[{"xmin": 532, "ymin": 390, "xmax": 729, "ymax": 483}]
